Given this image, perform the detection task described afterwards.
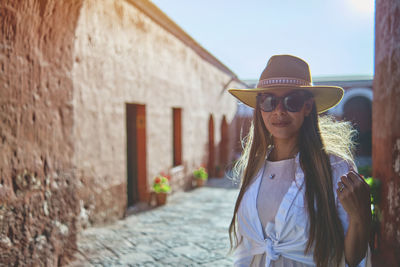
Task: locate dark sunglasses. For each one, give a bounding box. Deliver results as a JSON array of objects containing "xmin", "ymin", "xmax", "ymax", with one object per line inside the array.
[{"xmin": 257, "ymin": 91, "xmax": 312, "ymax": 112}]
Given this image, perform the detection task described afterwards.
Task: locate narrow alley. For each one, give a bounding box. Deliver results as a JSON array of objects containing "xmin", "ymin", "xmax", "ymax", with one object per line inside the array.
[{"xmin": 69, "ymin": 178, "xmax": 239, "ymax": 266}]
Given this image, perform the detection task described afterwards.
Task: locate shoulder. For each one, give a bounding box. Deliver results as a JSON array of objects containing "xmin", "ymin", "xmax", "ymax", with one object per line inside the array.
[
  {"xmin": 328, "ymin": 154, "xmax": 356, "ymax": 181},
  {"xmin": 328, "ymin": 154, "xmax": 355, "ymax": 169}
]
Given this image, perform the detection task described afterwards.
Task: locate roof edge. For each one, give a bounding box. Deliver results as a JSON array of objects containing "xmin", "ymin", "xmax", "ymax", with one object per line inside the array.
[{"xmin": 127, "ymin": 0, "xmax": 243, "ymax": 82}]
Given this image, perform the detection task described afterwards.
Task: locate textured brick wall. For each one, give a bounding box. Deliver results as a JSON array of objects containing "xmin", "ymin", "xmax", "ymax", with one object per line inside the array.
[
  {"xmin": 373, "ymin": 0, "xmax": 400, "ymax": 265},
  {"xmin": 0, "ymin": 0, "xmax": 83, "ymax": 265}
]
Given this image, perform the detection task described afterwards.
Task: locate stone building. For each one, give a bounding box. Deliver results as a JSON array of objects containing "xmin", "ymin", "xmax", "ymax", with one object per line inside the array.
[
  {"xmin": 314, "ymin": 77, "xmax": 373, "ymax": 159},
  {"xmin": 0, "ymin": 0, "xmax": 244, "ymax": 265}
]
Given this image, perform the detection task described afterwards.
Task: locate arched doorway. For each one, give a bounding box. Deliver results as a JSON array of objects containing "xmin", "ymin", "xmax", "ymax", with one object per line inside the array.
[
  {"xmin": 208, "ymin": 115, "xmax": 215, "ymax": 177},
  {"xmin": 343, "ymin": 96, "xmax": 372, "ymax": 156}
]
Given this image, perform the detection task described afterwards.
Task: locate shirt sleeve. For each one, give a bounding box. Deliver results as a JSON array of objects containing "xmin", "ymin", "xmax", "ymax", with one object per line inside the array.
[{"xmin": 332, "ymin": 158, "xmax": 370, "ymax": 267}]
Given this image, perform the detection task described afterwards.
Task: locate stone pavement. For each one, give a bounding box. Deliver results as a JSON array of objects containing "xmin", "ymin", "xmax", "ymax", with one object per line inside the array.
[{"xmin": 68, "ymin": 177, "xmax": 240, "ymax": 266}]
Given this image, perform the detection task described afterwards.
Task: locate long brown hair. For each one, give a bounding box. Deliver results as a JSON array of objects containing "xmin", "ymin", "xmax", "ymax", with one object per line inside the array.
[{"xmin": 228, "ymin": 96, "xmax": 357, "ymax": 267}]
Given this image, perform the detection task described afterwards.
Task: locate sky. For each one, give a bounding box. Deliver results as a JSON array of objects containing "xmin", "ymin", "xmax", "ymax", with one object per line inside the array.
[{"xmin": 151, "ymin": 0, "xmax": 375, "ymax": 80}]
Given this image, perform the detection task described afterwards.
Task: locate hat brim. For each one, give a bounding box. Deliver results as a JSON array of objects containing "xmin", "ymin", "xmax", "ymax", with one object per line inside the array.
[{"xmin": 228, "ymin": 85, "xmax": 344, "ymax": 114}]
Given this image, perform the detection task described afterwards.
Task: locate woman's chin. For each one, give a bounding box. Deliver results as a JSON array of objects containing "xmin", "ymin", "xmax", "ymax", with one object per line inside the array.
[{"xmin": 269, "ymin": 130, "xmax": 298, "ymax": 141}]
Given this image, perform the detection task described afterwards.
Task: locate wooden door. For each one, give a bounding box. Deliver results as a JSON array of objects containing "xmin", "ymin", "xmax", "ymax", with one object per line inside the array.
[
  {"xmin": 126, "ymin": 103, "xmax": 147, "ymax": 207},
  {"xmin": 220, "ymin": 115, "xmax": 228, "ymax": 168},
  {"xmin": 208, "ymin": 115, "xmax": 215, "ymax": 177}
]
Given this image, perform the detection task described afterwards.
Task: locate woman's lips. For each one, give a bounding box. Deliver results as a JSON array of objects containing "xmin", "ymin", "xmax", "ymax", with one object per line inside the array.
[{"xmin": 272, "ymin": 121, "xmax": 290, "ymax": 127}]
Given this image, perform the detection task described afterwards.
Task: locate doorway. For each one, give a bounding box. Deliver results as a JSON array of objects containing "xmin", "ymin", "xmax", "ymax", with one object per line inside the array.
[
  {"xmin": 126, "ymin": 103, "xmax": 147, "ymax": 207},
  {"xmin": 343, "ymin": 96, "xmax": 372, "ymax": 156},
  {"xmin": 220, "ymin": 115, "xmax": 228, "ymax": 168},
  {"xmin": 208, "ymin": 114, "xmax": 215, "ymax": 177}
]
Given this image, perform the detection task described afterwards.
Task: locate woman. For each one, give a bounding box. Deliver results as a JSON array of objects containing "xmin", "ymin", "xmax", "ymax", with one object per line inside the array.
[{"xmin": 227, "ymin": 55, "xmax": 372, "ymax": 267}]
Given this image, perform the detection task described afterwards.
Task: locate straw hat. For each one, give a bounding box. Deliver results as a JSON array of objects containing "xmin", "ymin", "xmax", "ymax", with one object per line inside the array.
[{"xmin": 228, "ymin": 55, "xmax": 344, "ymax": 114}]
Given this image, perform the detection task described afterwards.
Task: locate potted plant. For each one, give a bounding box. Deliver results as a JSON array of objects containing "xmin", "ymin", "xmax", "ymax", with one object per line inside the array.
[
  {"xmin": 152, "ymin": 174, "xmax": 171, "ymax": 206},
  {"xmin": 193, "ymin": 167, "xmax": 208, "ymax": 187}
]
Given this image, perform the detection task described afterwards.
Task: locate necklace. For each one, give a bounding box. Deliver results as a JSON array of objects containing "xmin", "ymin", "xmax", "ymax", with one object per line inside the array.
[{"xmin": 266, "ymin": 157, "xmax": 296, "ymax": 180}]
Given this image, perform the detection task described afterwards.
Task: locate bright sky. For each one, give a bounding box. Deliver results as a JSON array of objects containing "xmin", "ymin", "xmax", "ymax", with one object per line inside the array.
[{"xmin": 151, "ymin": 0, "xmax": 375, "ymax": 80}]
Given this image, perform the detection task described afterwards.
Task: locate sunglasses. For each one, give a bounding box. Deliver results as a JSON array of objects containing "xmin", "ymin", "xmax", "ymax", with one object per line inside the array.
[{"xmin": 257, "ymin": 91, "xmax": 311, "ymax": 112}]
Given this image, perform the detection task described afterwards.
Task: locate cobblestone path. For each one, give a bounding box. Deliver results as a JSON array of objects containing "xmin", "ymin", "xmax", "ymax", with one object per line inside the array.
[{"xmin": 68, "ymin": 178, "xmax": 239, "ymax": 266}]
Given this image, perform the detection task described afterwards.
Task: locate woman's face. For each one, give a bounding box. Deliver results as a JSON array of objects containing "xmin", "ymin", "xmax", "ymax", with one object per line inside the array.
[{"xmin": 260, "ymin": 89, "xmax": 314, "ymax": 142}]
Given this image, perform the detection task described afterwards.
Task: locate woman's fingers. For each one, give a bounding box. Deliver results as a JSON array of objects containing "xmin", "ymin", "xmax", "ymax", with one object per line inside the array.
[
  {"xmin": 336, "ymin": 183, "xmax": 346, "ymax": 195},
  {"xmin": 351, "ymin": 170, "xmax": 371, "ymax": 188},
  {"xmin": 340, "ymin": 170, "xmax": 365, "ymax": 188},
  {"xmin": 347, "ymin": 171, "xmax": 371, "ymax": 193},
  {"xmin": 340, "ymin": 174, "xmax": 353, "ymax": 189}
]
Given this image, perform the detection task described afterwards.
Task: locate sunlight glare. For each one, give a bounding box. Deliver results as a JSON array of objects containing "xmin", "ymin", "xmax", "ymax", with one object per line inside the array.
[{"xmin": 349, "ymin": 0, "xmax": 375, "ymax": 16}]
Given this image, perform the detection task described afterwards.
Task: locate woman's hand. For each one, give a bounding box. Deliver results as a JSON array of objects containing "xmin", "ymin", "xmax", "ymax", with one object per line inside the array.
[
  {"xmin": 337, "ymin": 170, "xmax": 371, "ymax": 224},
  {"xmin": 337, "ymin": 169, "xmax": 372, "ymax": 266}
]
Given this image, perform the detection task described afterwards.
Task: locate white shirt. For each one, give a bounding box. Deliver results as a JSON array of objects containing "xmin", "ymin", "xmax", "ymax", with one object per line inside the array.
[
  {"xmin": 233, "ymin": 149, "xmax": 372, "ymax": 267},
  {"xmin": 257, "ymin": 158, "xmax": 296, "ymax": 230},
  {"xmin": 257, "ymin": 157, "xmax": 299, "ymax": 267}
]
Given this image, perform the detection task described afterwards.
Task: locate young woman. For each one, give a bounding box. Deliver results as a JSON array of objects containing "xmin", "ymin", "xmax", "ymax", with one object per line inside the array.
[{"xmin": 228, "ymin": 55, "xmax": 372, "ymax": 267}]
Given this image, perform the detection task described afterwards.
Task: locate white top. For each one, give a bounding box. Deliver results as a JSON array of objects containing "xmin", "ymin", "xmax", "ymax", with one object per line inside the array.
[
  {"xmin": 257, "ymin": 158, "xmax": 296, "ymax": 229},
  {"xmin": 233, "ymin": 148, "xmax": 372, "ymax": 267},
  {"xmin": 256, "ymin": 157, "xmax": 301, "ymax": 267}
]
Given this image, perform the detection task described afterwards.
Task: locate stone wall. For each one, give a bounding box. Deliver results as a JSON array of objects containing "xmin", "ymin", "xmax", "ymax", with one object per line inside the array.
[
  {"xmin": 373, "ymin": 0, "xmax": 400, "ymax": 265},
  {"xmin": 0, "ymin": 0, "xmax": 241, "ymax": 264},
  {"xmin": 72, "ymin": 0, "xmax": 239, "ymax": 225},
  {"xmin": 0, "ymin": 0, "xmax": 83, "ymax": 265}
]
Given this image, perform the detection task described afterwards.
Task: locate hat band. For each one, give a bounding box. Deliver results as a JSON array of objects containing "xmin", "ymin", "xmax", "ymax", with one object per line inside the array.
[{"xmin": 257, "ymin": 77, "xmax": 311, "ymax": 88}]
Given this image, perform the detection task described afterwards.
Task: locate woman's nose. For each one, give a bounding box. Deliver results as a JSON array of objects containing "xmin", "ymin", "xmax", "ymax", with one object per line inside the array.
[{"xmin": 274, "ymin": 99, "xmax": 286, "ymax": 113}]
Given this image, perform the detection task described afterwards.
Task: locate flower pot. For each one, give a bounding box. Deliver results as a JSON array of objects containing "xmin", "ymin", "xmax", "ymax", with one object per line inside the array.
[
  {"xmin": 196, "ymin": 179, "xmax": 205, "ymax": 187},
  {"xmin": 156, "ymin": 193, "xmax": 167, "ymax": 206}
]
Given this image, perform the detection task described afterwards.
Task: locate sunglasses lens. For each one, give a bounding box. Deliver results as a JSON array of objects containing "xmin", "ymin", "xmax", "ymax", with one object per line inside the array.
[
  {"xmin": 258, "ymin": 92, "xmax": 309, "ymax": 112},
  {"xmin": 284, "ymin": 93, "xmax": 305, "ymax": 112},
  {"xmin": 259, "ymin": 94, "xmax": 275, "ymax": 112}
]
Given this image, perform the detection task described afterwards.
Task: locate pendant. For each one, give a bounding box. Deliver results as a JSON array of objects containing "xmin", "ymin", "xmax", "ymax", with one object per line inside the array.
[{"xmin": 269, "ymin": 174, "xmax": 275, "ymax": 179}]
